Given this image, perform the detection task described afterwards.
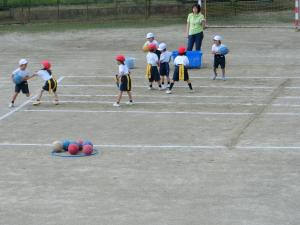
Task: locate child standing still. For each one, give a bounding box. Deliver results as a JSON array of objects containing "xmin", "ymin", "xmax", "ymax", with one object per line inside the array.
[
  {"xmin": 113, "ymin": 55, "xmax": 133, "ymax": 107},
  {"xmin": 9, "ymin": 59, "xmax": 30, "ymax": 108},
  {"xmin": 212, "ymin": 35, "xmax": 227, "ymax": 81},
  {"xmin": 30, "ymin": 60, "xmax": 59, "ymax": 105},
  {"xmin": 166, "ymin": 47, "xmax": 193, "ymax": 94},
  {"xmin": 146, "ymin": 43, "xmax": 163, "ymax": 90},
  {"xmin": 158, "ymin": 43, "xmax": 172, "ymax": 89}
]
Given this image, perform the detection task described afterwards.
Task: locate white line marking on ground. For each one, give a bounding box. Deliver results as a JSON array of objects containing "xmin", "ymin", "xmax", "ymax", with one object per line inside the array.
[
  {"xmin": 0, "ymin": 76, "xmax": 65, "ymax": 122},
  {"xmin": 60, "ymin": 84, "xmax": 274, "ymax": 89},
  {"xmin": 64, "ymin": 75, "xmax": 300, "ymax": 80},
  {"xmin": 59, "ymin": 94, "xmax": 255, "ymax": 99},
  {"xmin": 1, "ymin": 143, "xmax": 300, "ymax": 150},
  {"xmin": 22, "ymin": 109, "xmax": 253, "ymax": 116}
]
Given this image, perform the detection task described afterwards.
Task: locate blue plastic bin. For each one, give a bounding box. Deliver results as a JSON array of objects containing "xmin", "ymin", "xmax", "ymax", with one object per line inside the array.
[
  {"xmin": 125, "ymin": 57, "xmax": 135, "ymax": 69},
  {"xmin": 172, "ymin": 51, "xmax": 202, "ymax": 69}
]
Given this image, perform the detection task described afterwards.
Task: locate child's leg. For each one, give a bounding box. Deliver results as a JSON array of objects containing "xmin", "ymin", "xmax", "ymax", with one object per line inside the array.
[
  {"xmin": 11, "ymin": 92, "xmax": 19, "ymax": 103},
  {"xmin": 53, "ymin": 92, "xmax": 59, "ymax": 102},
  {"xmin": 127, "ymin": 91, "xmax": 133, "ymax": 102},
  {"xmin": 187, "ymin": 80, "xmax": 193, "ymax": 90},
  {"xmin": 116, "ymin": 91, "xmax": 123, "ymax": 104},
  {"xmin": 221, "ymin": 68, "xmax": 226, "ymax": 78},
  {"xmin": 161, "ymin": 76, "xmax": 165, "ymax": 85},
  {"xmin": 36, "ymin": 90, "xmax": 45, "ymax": 101}
]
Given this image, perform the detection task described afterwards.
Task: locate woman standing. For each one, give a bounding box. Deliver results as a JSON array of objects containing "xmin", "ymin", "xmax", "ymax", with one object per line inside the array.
[{"xmin": 186, "ymin": 4, "xmax": 206, "ymax": 51}]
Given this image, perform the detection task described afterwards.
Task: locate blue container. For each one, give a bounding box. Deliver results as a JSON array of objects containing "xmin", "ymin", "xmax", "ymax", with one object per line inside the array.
[
  {"xmin": 172, "ymin": 51, "xmax": 202, "ymax": 69},
  {"xmin": 125, "ymin": 57, "xmax": 135, "ymax": 69}
]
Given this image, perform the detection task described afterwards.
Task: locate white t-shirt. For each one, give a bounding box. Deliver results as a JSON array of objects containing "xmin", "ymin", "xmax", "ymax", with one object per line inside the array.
[
  {"xmin": 12, "ymin": 68, "xmax": 29, "ymax": 78},
  {"xmin": 37, "ymin": 70, "xmax": 52, "ymax": 81},
  {"xmin": 160, "ymin": 51, "xmax": 172, "ymax": 63},
  {"xmin": 118, "ymin": 64, "xmax": 129, "ymax": 76},
  {"xmin": 212, "ymin": 44, "xmax": 225, "ymax": 53},
  {"xmin": 147, "ymin": 52, "xmax": 159, "ymax": 66},
  {"xmin": 143, "ymin": 40, "xmax": 159, "ymax": 48},
  {"xmin": 174, "ymin": 55, "xmax": 189, "ymax": 66}
]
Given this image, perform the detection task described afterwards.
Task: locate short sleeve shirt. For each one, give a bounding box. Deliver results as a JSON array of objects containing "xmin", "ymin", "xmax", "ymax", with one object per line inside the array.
[
  {"xmin": 147, "ymin": 52, "xmax": 159, "ymax": 66},
  {"xmin": 37, "ymin": 70, "xmax": 52, "ymax": 81},
  {"xmin": 12, "ymin": 68, "xmax": 29, "ymax": 78},
  {"xmin": 119, "ymin": 64, "xmax": 129, "ymax": 76},
  {"xmin": 187, "ymin": 13, "xmax": 205, "ymax": 35},
  {"xmin": 174, "ymin": 55, "xmax": 189, "ymax": 66}
]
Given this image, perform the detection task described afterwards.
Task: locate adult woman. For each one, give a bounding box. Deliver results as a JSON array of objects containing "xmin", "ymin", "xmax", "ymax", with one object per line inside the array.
[{"xmin": 186, "ymin": 4, "xmax": 206, "ymax": 51}]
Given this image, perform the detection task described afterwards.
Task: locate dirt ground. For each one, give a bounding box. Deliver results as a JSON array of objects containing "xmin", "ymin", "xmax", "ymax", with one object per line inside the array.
[{"xmin": 0, "ymin": 25, "xmax": 300, "ymax": 225}]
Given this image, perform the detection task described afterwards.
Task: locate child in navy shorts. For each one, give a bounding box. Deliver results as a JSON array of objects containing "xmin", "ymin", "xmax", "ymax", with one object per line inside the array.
[
  {"xmin": 146, "ymin": 43, "xmax": 163, "ymax": 90},
  {"xmin": 212, "ymin": 35, "xmax": 227, "ymax": 81},
  {"xmin": 158, "ymin": 43, "xmax": 172, "ymax": 89},
  {"xmin": 113, "ymin": 55, "xmax": 133, "ymax": 107}
]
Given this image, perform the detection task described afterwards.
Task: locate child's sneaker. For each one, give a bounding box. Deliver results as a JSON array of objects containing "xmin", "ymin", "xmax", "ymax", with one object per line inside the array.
[
  {"xmin": 32, "ymin": 100, "xmax": 41, "ymax": 106},
  {"xmin": 148, "ymin": 87, "xmax": 154, "ymax": 90},
  {"xmin": 222, "ymin": 76, "xmax": 226, "ymax": 81},
  {"xmin": 189, "ymin": 89, "xmax": 194, "ymax": 93},
  {"xmin": 166, "ymin": 90, "xmax": 172, "ymax": 94},
  {"xmin": 126, "ymin": 101, "xmax": 134, "ymax": 105},
  {"xmin": 53, "ymin": 100, "xmax": 59, "ymax": 105},
  {"xmin": 113, "ymin": 102, "xmax": 120, "ymax": 107},
  {"xmin": 9, "ymin": 103, "xmax": 14, "ymax": 108}
]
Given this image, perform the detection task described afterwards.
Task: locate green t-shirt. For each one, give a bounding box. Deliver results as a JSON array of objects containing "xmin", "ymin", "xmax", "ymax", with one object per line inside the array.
[{"xmin": 187, "ymin": 13, "xmax": 205, "ymax": 35}]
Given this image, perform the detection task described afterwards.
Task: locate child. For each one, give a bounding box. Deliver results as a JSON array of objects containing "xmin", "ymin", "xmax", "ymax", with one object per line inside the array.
[
  {"xmin": 143, "ymin": 32, "xmax": 160, "ymax": 58},
  {"xmin": 158, "ymin": 43, "xmax": 172, "ymax": 89},
  {"xmin": 146, "ymin": 43, "xmax": 163, "ymax": 90},
  {"xmin": 212, "ymin": 35, "xmax": 226, "ymax": 81},
  {"xmin": 30, "ymin": 60, "xmax": 59, "ymax": 105},
  {"xmin": 9, "ymin": 59, "xmax": 30, "ymax": 108},
  {"xmin": 166, "ymin": 47, "xmax": 193, "ymax": 94},
  {"xmin": 113, "ymin": 55, "xmax": 133, "ymax": 107}
]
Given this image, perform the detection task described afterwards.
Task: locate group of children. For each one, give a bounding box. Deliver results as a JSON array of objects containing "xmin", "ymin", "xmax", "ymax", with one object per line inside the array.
[
  {"xmin": 9, "ymin": 59, "xmax": 59, "ymax": 108},
  {"xmin": 113, "ymin": 32, "xmax": 227, "ymax": 106},
  {"xmin": 10, "ymin": 32, "xmax": 227, "ymax": 108}
]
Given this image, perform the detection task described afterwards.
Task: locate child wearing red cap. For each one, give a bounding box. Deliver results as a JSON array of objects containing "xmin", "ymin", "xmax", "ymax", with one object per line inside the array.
[
  {"xmin": 146, "ymin": 43, "xmax": 163, "ymax": 90},
  {"xmin": 30, "ymin": 60, "xmax": 59, "ymax": 105},
  {"xmin": 113, "ymin": 55, "xmax": 133, "ymax": 107},
  {"xmin": 166, "ymin": 47, "xmax": 193, "ymax": 94}
]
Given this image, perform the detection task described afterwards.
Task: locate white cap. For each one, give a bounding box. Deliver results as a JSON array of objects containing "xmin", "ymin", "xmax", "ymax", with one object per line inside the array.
[
  {"xmin": 158, "ymin": 43, "xmax": 167, "ymax": 51},
  {"xmin": 213, "ymin": 35, "xmax": 222, "ymax": 41},
  {"xmin": 146, "ymin": 33, "xmax": 155, "ymax": 39},
  {"xmin": 19, "ymin": 59, "xmax": 28, "ymax": 65}
]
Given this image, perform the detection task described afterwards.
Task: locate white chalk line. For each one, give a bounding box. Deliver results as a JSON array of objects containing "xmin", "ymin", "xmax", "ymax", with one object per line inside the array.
[
  {"xmin": 0, "ymin": 77, "xmax": 65, "ymax": 122},
  {"xmin": 22, "ymin": 109, "xmax": 253, "ymax": 116},
  {"xmin": 63, "ymin": 75, "xmax": 300, "ymax": 80},
  {"xmin": 0, "ymin": 142, "xmax": 300, "ymax": 150},
  {"xmin": 35, "ymin": 100, "xmax": 300, "ymax": 108},
  {"xmin": 59, "ymin": 84, "xmax": 275, "ymax": 89}
]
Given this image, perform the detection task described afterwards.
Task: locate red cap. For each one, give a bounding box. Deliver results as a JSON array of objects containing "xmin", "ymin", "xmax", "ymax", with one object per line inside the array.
[
  {"xmin": 42, "ymin": 60, "xmax": 51, "ymax": 69},
  {"xmin": 115, "ymin": 55, "xmax": 126, "ymax": 62},
  {"xmin": 178, "ymin": 47, "xmax": 186, "ymax": 55},
  {"xmin": 148, "ymin": 43, "xmax": 157, "ymax": 51}
]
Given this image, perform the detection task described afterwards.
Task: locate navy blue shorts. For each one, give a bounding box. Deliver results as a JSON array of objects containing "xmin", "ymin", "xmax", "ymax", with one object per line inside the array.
[
  {"xmin": 159, "ymin": 62, "xmax": 170, "ymax": 77},
  {"xmin": 148, "ymin": 66, "xmax": 160, "ymax": 82},
  {"xmin": 43, "ymin": 78, "xmax": 58, "ymax": 92},
  {"xmin": 214, "ymin": 55, "xmax": 226, "ymax": 69},
  {"xmin": 173, "ymin": 65, "xmax": 189, "ymax": 81},
  {"xmin": 15, "ymin": 81, "xmax": 29, "ymax": 94},
  {"xmin": 119, "ymin": 75, "xmax": 132, "ymax": 92}
]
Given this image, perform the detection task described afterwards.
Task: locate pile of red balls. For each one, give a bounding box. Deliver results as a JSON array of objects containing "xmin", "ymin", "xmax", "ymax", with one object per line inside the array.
[{"xmin": 53, "ymin": 139, "xmax": 94, "ymax": 155}]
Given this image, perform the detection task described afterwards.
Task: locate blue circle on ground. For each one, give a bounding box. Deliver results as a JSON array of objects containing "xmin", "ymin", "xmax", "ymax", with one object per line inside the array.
[{"xmin": 51, "ymin": 149, "xmax": 99, "ymax": 158}]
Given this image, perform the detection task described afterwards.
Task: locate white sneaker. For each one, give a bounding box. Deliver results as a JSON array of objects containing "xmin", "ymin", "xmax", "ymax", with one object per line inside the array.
[
  {"xmin": 32, "ymin": 100, "xmax": 41, "ymax": 106},
  {"xmin": 222, "ymin": 76, "xmax": 226, "ymax": 81},
  {"xmin": 9, "ymin": 103, "xmax": 14, "ymax": 108},
  {"xmin": 159, "ymin": 87, "xmax": 165, "ymax": 91},
  {"xmin": 167, "ymin": 84, "xmax": 170, "ymax": 88},
  {"xmin": 148, "ymin": 87, "xmax": 154, "ymax": 90},
  {"xmin": 53, "ymin": 100, "xmax": 59, "ymax": 105},
  {"xmin": 113, "ymin": 102, "xmax": 120, "ymax": 107},
  {"xmin": 212, "ymin": 75, "xmax": 217, "ymax": 80},
  {"xmin": 126, "ymin": 101, "xmax": 134, "ymax": 105},
  {"xmin": 166, "ymin": 90, "xmax": 172, "ymax": 94},
  {"xmin": 189, "ymin": 89, "xmax": 194, "ymax": 93}
]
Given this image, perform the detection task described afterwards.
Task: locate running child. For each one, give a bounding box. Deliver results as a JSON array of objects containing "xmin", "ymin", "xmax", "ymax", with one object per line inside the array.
[
  {"xmin": 166, "ymin": 47, "xmax": 193, "ymax": 94},
  {"xmin": 212, "ymin": 35, "xmax": 227, "ymax": 81},
  {"xmin": 30, "ymin": 60, "xmax": 59, "ymax": 105},
  {"xmin": 158, "ymin": 43, "xmax": 172, "ymax": 89},
  {"xmin": 113, "ymin": 55, "xmax": 133, "ymax": 107},
  {"xmin": 146, "ymin": 43, "xmax": 163, "ymax": 90},
  {"xmin": 9, "ymin": 59, "xmax": 30, "ymax": 108}
]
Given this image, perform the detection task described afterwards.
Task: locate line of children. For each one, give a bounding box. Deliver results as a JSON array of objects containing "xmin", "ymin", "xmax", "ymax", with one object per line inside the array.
[
  {"xmin": 113, "ymin": 55, "xmax": 133, "ymax": 107},
  {"xmin": 166, "ymin": 47, "xmax": 193, "ymax": 94},
  {"xmin": 9, "ymin": 59, "xmax": 30, "ymax": 108}
]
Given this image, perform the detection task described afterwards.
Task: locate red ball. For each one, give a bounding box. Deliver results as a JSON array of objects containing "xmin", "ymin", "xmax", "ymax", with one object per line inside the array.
[
  {"xmin": 82, "ymin": 145, "xmax": 93, "ymax": 155},
  {"xmin": 68, "ymin": 144, "xmax": 79, "ymax": 155}
]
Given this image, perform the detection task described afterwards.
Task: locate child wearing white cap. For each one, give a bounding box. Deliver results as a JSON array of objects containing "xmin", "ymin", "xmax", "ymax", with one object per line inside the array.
[
  {"xmin": 143, "ymin": 32, "xmax": 160, "ymax": 58},
  {"xmin": 158, "ymin": 43, "xmax": 172, "ymax": 89},
  {"xmin": 9, "ymin": 59, "xmax": 30, "ymax": 108},
  {"xmin": 212, "ymin": 35, "xmax": 227, "ymax": 80}
]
